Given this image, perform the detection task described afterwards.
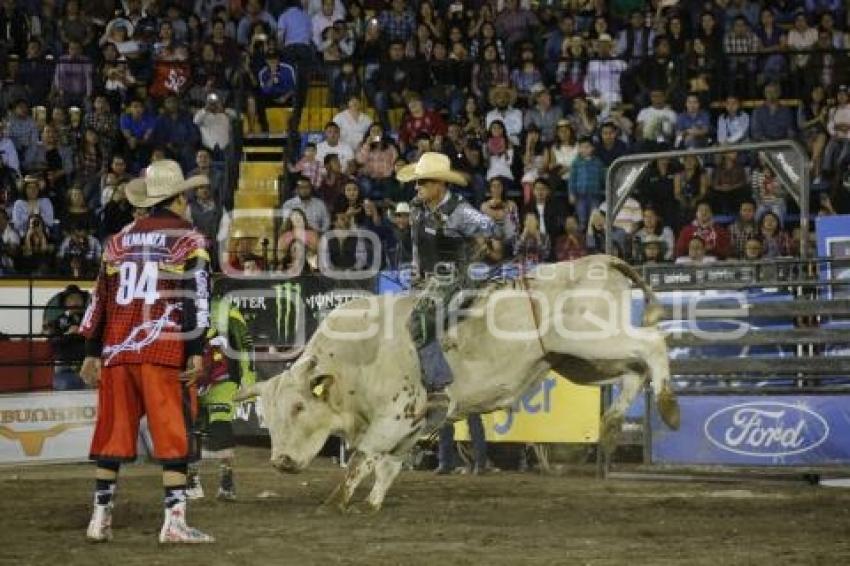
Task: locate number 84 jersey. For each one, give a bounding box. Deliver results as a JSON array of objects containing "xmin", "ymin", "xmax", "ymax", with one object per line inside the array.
[{"xmin": 80, "ymin": 210, "xmax": 211, "ymax": 368}]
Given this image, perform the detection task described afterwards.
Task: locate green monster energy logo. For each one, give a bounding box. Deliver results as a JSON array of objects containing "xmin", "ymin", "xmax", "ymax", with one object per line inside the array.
[{"xmin": 274, "ymin": 282, "xmax": 301, "ymax": 342}]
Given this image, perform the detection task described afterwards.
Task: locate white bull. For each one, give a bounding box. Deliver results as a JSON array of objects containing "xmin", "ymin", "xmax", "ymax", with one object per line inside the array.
[{"xmin": 236, "ymin": 256, "xmax": 679, "ymax": 511}]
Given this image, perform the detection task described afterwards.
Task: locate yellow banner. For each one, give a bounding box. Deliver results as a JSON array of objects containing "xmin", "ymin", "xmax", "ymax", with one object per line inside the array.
[{"xmin": 455, "ymin": 372, "xmax": 600, "ymax": 443}]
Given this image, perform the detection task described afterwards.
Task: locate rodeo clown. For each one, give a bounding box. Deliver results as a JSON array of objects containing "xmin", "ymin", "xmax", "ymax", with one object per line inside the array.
[{"xmin": 187, "ymin": 297, "xmax": 257, "ymax": 501}]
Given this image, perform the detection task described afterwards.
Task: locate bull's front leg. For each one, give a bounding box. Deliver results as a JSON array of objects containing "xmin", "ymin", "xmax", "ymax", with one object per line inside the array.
[
  {"xmin": 365, "ymin": 455, "xmax": 403, "ymax": 512},
  {"xmin": 323, "ymin": 451, "xmax": 376, "ymax": 512}
]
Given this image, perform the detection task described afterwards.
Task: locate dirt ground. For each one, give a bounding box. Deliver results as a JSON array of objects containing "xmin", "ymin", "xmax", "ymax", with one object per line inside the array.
[{"xmin": 1, "ymin": 446, "xmax": 849, "ymax": 566}]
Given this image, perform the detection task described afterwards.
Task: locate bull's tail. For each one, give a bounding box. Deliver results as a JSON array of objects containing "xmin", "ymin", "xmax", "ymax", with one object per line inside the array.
[
  {"xmin": 606, "ymin": 257, "xmax": 663, "ymax": 326},
  {"xmin": 606, "ymin": 256, "xmax": 680, "ymax": 430}
]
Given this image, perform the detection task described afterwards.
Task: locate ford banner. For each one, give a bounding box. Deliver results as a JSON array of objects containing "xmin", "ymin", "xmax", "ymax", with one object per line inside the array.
[{"xmin": 651, "ymin": 396, "xmax": 850, "ymax": 465}]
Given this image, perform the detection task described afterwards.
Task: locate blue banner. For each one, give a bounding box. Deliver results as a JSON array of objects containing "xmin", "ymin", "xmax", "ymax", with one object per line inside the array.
[{"xmin": 651, "ymin": 396, "xmax": 850, "ymax": 465}]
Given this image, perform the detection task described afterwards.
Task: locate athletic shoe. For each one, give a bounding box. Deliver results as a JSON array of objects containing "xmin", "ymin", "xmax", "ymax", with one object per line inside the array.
[
  {"xmin": 216, "ymin": 487, "xmax": 236, "ymax": 501},
  {"xmin": 158, "ymin": 503, "xmax": 215, "ymax": 544},
  {"xmin": 86, "ymin": 504, "xmax": 113, "ymax": 543},
  {"xmin": 186, "ymin": 470, "xmax": 204, "ymax": 500}
]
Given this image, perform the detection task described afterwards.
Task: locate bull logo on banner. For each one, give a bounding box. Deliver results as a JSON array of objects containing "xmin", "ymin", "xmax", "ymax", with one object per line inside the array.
[{"xmin": 0, "ymin": 423, "xmax": 85, "ymax": 457}]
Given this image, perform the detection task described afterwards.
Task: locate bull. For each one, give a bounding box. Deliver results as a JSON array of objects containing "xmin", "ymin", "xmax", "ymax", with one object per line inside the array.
[{"xmin": 236, "ymin": 256, "xmax": 679, "ymax": 511}]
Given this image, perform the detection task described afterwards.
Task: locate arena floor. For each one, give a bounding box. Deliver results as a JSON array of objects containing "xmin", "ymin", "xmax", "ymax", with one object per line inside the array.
[{"xmin": 2, "ymin": 446, "xmax": 849, "ymax": 566}]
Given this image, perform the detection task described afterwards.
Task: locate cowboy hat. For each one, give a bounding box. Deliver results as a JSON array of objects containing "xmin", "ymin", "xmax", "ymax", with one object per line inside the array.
[
  {"xmin": 125, "ymin": 160, "xmax": 208, "ymax": 208},
  {"xmin": 488, "ymin": 84, "xmax": 517, "ymax": 107},
  {"xmin": 396, "ymin": 152, "xmax": 467, "ymax": 186}
]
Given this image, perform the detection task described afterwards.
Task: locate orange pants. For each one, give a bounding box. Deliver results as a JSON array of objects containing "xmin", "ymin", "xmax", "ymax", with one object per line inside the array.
[{"xmin": 90, "ymin": 364, "xmax": 197, "ymax": 463}]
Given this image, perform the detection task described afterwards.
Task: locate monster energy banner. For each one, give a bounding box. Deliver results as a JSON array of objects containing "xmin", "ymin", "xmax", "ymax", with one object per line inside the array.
[{"xmin": 213, "ymin": 275, "xmax": 377, "ymax": 348}]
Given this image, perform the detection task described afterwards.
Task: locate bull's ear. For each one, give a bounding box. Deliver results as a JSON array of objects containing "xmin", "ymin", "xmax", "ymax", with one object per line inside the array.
[
  {"xmin": 234, "ymin": 381, "xmax": 267, "ymax": 402},
  {"xmin": 309, "ymin": 374, "xmax": 335, "ymax": 402},
  {"xmin": 292, "ymin": 355, "xmax": 319, "ymax": 379}
]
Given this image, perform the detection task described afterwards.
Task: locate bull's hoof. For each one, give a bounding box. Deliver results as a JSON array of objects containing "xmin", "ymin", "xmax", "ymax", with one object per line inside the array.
[
  {"xmin": 600, "ymin": 416, "xmax": 624, "ymax": 457},
  {"xmin": 657, "ymin": 391, "xmax": 681, "ymax": 430}
]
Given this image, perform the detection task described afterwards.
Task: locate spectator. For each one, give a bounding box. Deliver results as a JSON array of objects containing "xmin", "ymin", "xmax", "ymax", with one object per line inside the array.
[
  {"xmin": 524, "ymin": 84, "xmax": 562, "ymax": 144},
  {"xmin": 594, "ymin": 122, "xmax": 628, "ymax": 169},
  {"xmin": 151, "ymin": 95, "xmax": 200, "ymax": 172},
  {"xmin": 758, "ymin": 210, "xmax": 791, "ymax": 258},
  {"xmin": 485, "ymin": 85, "xmax": 523, "ymax": 146},
  {"xmin": 635, "ymin": 89, "xmax": 677, "ymax": 150},
  {"xmin": 675, "ymin": 94, "xmax": 712, "ymax": 149},
  {"xmin": 750, "ymin": 82, "xmax": 796, "ymax": 141},
  {"xmin": 555, "ymin": 37, "xmax": 588, "ymax": 112},
  {"xmin": 824, "ymin": 85, "xmax": 850, "ymax": 175},
  {"xmin": 0, "ymin": 207, "xmax": 20, "ymax": 270},
  {"xmin": 481, "ymin": 176, "xmax": 519, "ymax": 252},
  {"xmin": 57, "ymin": 221, "xmax": 102, "ymax": 278},
  {"xmin": 584, "ymin": 34, "xmax": 627, "ymax": 110},
  {"xmin": 483, "ymin": 119, "xmax": 518, "ymax": 184},
  {"xmin": 237, "ymin": 0, "xmax": 277, "ymax": 46},
  {"xmin": 519, "ymin": 125, "xmax": 550, "ymax": 190},
  {"xmin": 331, "ymin": 60, "xmax": 361, "ymax": 109},
  {"xmin": 675, "ymin": 201, "xmax": 731, "ymax": 259},
  {"xmin": 334, "ymin": 95, "xmax": 373, "ymax": 153},
  {"xmin": 751, "ymin": 158, "xmax": 788, "ymax": 222},
  {"xmin": 675, "ymin": 235, "xmax": 717, "ymax": 264},
  {"xmin": 524, "ymin": 178, "xmax": 566, "ymax": 249},
  {"xmin": 288, "ymin": 143, "xmax": 323, "ymax": 187},
  {"xmin": 615, "ymin": 10, "xmax": 654, "ymax": 70},
  {"xmin": 19, "ymin": 213, "xmax": 55, "ymax": 275},
  {"xmin": 514, "ymin": 211, "xmax": 550, "ymax": 266},
  {"xmin": 723, "ymin": 16, "xmax": 760, "ymax": 98},
  {"xmin": 729, "ymin": 200, "xmax": 759, "ymax": 258},
  {"xmin": 378, "ymin": 0, "xmax": 416, "ymax": 44},
  {"xmin": 494, "ymin": 0, "xmax": 538, "ymax": 54},
  {"xmin": 370, "ymin": 40, "xmax": 423, "ymax": 129},
  {"xmin": 188, "ymin": 148, "xmax": 225, "ymax": 204},
  {"xmin": 398, "ymin": 95, "xmax": 447, "ymax": 155},
  {"xmin": 355, "ymin": 125, "xmax": 399, "ymax": 200},
  {"xmin": 568, "ymin": 137, "xmax": 605, "ymax": 229},
  {"xmin": 316, "ymin": 154, "xmax": 347, "ymax": 211},
  {"xmin": 634, "ymin": 36, "xmax": 681, "ymax": 109},
  {"xmin": 674, "ymin": 154, "xmax": 710, "ymax": 224},
  {"xmin": 326, "ymin": 210, "xmax": 362, "ymax": 270},
  {"xmin": 19, "ymin": 39, "xmax": 54, "ymax": 107},
  {"xmin": 62, "ymin": 185, "xmax": 95, "ymax": 231},
  {"xmin": 187, "ymin": 182, "xmax": 222, "ymax": 247},
  {"xmin": 509, "ymin": 47, "xmax": 543, "ymax": 108},
  {"xmin": 586, "ymin": 208, "xmax": 628, "ymax": 257},
  {"xmin": 194, "ymin": 92, "xmax": 236, "ymax": 159},
  {"xmin": 257, "ymin": 50, "xmax": 297, "ymax": 105},
  {"xmin": 755, "ymin": 8, "xmax": 787, "ymax": 87},
  {"xmin": 685, "ymin": 37, "xmax": 721, "ymax": 102},
  {"xmin": 100, "ymin": 184, "xmax": 135, "ymax": 238},
  {"xmin": 84, "ymin": 94, "xmax": 120, "ymax": 158},
  {"xmin": 550, "ymin": 120, "xmax": 578, "ymax": 192},
  {"xmin": 742, "ymin": 236, "xmax": 764, "ymax": 260},
  {"xmin": 471, "ymin": 42, "xmax": 510, "ymax": 107},
  {"xmin": 631, "ymin": 206, "xmax": 675, "ymax": 263},
  {"xmin": 0, "ymin": 118, "xmax": 21, "ymax": 175},
  {"xmin": 798, "ymin": 84, "xmax": 829, "ymax": 182},
  {"xmin": 6, "ymin": 99, "xmax": 39, "ymax": 163},
  {"xmin": 51, "ymin": 40, "xmax": 93, "ymax": 107},
  {"xmin": 554, "ymin": 215, "xmax": 586, "ymax": 261},
  {"xmin": 46, "ymin": 286, "xmax": 88, "ymax": 390},
  {"xmin": 276, "ymin": 207, "xmax": 319, "ymax": 273},
  {"xmin": 386, "ymin": 201, "xmax": 413, "ymax": 269},
  {"xmin": 709, "ymin": 151, "xmax": 750, "ymax": 217},
  {"xmin": 333, "ymin": 179, "xmax": 367, "ymax": 227},
  {"xmin": 282, "ymin": 176, "xmax": 330, "ymax": 232},
  {"xmin": 544, "ymin": 14, "xmax": 576, "ymax": 81},
  {"xmin": 12, "ymin": 175, "xmax": 54, "ymax": 236},
  {"xmin": 787, "ymin": 11, "xmax": 818, "ymax": 95},
  {"xmin": 120, "ymin": 99, "xmax": 156, "ymax": 174},
  {"xmin": 717, "ymin": 95, "xmax": 750, "ymax": 145}
]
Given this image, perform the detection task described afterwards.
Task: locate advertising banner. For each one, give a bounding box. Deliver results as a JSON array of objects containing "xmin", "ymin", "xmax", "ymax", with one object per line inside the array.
[
  {"xmin": 455, "ymin": 372, "xmax": 600, "ymax": 444},
  {"xmin": 651, "ymin": 395, "xmax": 850, "ymax": 465},
  {"xmin": 214, "ymin": 275, "xmax": 376, "ymax": 347},
  {"xmin": 0, "ymin": 391, "xmax": 97, "ymax": 464}
]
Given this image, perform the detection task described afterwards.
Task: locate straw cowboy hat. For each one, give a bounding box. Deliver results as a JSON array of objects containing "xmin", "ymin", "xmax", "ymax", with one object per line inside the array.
[
  {"xmin": 488, "ymin": 84, "xmax": 517, "ymax": 107},
  {"xmin": 125, "ymin": 160, "xmax": 208, "ymax": 208},
  {"xmin": 396, "ymin": 152, "xmax": 467, "ymax": 186}
]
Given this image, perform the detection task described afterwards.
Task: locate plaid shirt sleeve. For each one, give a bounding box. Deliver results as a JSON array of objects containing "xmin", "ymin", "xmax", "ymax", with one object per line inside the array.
[{"xmin": 80, "ymin": 261, "xmax": 108, "ymax": 357}]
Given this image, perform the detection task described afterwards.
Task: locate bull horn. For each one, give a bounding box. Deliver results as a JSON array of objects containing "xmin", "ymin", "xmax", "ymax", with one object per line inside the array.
[{"xmin": 234, "ymin": 381, "xmax": 267, "ymax": 402}]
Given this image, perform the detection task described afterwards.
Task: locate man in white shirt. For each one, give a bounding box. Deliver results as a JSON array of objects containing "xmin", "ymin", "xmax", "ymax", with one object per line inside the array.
[
  {"xmin": 635, "ymin": 89, "xmax": 677, "ymax": 149},
  {"xmin": 193, "ymin": 93, "xmax": 236, "ymax": 157},
  {"xmin": 485, "ymin": 86, "xmax": 523, "ymax": 146},
  {"xmin": 584, "ymin": 34, "xmax": 628, "ymax": 110},
  {"xmin": 333, "ymin": 95, "xmax": 372, "ymax": 152},
  {"xmin": 316, "ymin": 121, "xmax": 354, "ymax": 173}
]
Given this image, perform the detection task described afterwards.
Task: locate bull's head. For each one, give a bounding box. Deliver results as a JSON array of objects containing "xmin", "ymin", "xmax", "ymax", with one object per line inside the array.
[{"xmin": 236, "ymin": 355, "xmax": 342, "ymax": 474}]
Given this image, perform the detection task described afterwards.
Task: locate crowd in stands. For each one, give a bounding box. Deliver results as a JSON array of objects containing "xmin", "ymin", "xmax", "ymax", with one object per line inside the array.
[{"xmin": 2, "ymin": 0, "xmax": 850, "ymax": 279}]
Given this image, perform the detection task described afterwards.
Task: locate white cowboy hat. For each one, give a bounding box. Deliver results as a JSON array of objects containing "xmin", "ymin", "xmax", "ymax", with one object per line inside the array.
[
  {"xmin": 394, "ymin": 202, "xmax": 411, "ymax": 214},
  {"xmin": 396, "ymin": 152, "xmax": 467, "ymax": 186},
  {"xmin": 125, "ymin": 160, "xmax": 209, "ymax": 208}
]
